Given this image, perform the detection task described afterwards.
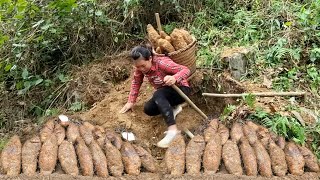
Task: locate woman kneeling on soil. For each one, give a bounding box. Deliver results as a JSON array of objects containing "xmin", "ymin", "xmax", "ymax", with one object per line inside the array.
[{"xmin": 120, "ymin": 45, "xmax": 191, "ymax": 148}]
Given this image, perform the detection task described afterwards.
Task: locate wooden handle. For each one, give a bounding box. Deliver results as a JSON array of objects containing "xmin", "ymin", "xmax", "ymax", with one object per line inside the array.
[
  {"xmin": 155, "ymin": 13, "xmax": 162, "ymax": 32},
  {"xmin": 183, "ymin": 128, "xmax": 194, "ymax": 138},
  {"xmin": 202, "ymin": 92, "xmax": 306, "ymax": 97},
  {"xmin": 172, "ymin": 85, "xmax": 208, "ymax": 120}
]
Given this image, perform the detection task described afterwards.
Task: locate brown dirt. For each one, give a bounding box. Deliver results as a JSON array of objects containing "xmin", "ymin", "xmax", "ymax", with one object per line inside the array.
[
  {"xmin": 77, "ymin": 70, "xmax": 243, "ymax": 161},
  {"xmin": 67, "ymin": 52, "xmax": 132, "ymax": 107}
]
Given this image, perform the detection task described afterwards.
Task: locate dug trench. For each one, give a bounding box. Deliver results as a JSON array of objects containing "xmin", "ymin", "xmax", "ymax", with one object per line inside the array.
[{"xmin": 1, "ymin": 54, "xmax": 319, "ymax": 179}]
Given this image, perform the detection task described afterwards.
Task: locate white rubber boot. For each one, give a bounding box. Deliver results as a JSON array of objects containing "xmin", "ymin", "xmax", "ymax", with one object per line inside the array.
[
  {"xmin": 173, "ymin": 105, "xmax": 182, "ymax": 119},
  {"xmin": 163, "ymin": 105, "xmax": 182, "ymax": 135},
  {"xmin": 157, "ymin": 130, "xmax": 179, "ymax": 148}
]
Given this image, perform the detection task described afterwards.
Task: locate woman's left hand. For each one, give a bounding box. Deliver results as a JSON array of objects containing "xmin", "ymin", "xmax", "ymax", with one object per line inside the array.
[{"xmin": 163, "ymin": 75, "xmax": 176, "ymax": 86}]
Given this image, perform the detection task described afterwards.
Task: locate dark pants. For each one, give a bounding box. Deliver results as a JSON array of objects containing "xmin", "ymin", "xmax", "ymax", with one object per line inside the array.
[{"xmin": 144, "ymin": 86, "xmax": 191, "ymax": 126}]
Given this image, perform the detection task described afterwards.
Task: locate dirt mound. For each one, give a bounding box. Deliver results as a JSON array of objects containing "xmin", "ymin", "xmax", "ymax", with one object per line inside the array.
[
  {"xmin": 79, "ymin": 68, "xmax": 246, "ymax": 158},
  {"xmin": 67, "ymin": 52, "xmax": 131, "ymax": 107}
]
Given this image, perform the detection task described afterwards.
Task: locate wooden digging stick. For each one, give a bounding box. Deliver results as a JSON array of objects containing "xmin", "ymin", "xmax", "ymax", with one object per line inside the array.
[
  {"xmin": 172, "ymin": 85, "xmax": 208, "ymax": 120},
  {"xmin": 155, "ymin": 13, "xmax": 162, "ymax": 32},
  {"xmin": 202, "ymin": 91, "xmax": 306, "ymax": 98}
]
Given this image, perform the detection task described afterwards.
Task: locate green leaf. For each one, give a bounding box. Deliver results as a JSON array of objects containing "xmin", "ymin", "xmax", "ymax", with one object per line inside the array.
[
  {"xmin": 69, "ymin": 101, "xmax": 83, "ymax": 112},
  {"xmin": 0, "ymin": 35, "xmax": 9, "ymax": 46},
  {"xmin": 12, "ymin": 44, "xmax": 27, "ymax": 47},
  {"xmin": 49, "ymin": 28, "xmax": 57, "ymax": 34},
  {"xmin": 44, "ymin": 79, "xmax": 53, "ymax": 87},
  {"xmin": 95, "ymin": 10, "xmax": 103, "ymax": 16},
  {"xmin": 15, "ymin": 53, "xmax": 22, "ymax": 58},
  {"xmin": 15, "ymin": 81, "xmax": 24, "ymax": 90},
  {"xmin": 220, "ymin": 104, "xmax": 236, "ymax": 120},
  {"xmin": 307, "ymin": 67, "xmax": 318, "ymax": 79},
  {"xmin": 14, "ymin": 14, "xmax": 24, "ymax": 20},
  {"xmin": 284, "ymin": 21, "xmax": 293, "ymax": 27},
  {"xmin": 45, "ymin": 108, "xmax": 59, "ymax": 116},
  {"xmin": 24, "ymin": 81, "xmax": 31, "ymax": 90},
  {"xmin": 243, "ymin": 93, "xmax": 256, "ymax": 108},
  {"xmin": 41, "ymin": 23, "xmax": 53, "ymax": 31},
  {"xmin": 17, "ymin": 89, "xmax": 25, "ymax": 95},
  {"xmin": 33, "ymin": 78, "xmax": 43, "ymax": 86},
  {"xmin": 58, "ymin": 73, "xmax": 69, "ymax": 82},
  {"xmin": 4, "ymin": 64, "xmax": 12, "ymax": 72},
  {"xmin": 22, "ymin": 68, "xmax": 28, "ymax": 79},
  {"xmin": 32, "ymin": 20, "xmax": 45, "ymax": 28}
]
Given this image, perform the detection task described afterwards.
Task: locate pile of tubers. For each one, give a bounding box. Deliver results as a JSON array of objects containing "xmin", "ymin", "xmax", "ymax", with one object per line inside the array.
[
  {"xmin": 1, "ymin": 117, "xmax": 319, "ymax": 178},
  {"xmin": 147, "ymin": 24, "xmax": 193, "ymax": 54},
  {"xmin": 0, "ymin": 119, "xmax": 157, "ymax": 177},
  {"xmin": 165, "ymin": 119, "xmax": 320, "ymax": 177}
]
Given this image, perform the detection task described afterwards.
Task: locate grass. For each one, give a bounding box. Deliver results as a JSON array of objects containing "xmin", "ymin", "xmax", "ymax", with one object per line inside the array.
[
  {"xmin": 248, "ymin": 106, "xmax": 320, "ymax": 159},
  {"xmin": 0, "ymin": 138, "xmax": 8, "ymax": 151}
]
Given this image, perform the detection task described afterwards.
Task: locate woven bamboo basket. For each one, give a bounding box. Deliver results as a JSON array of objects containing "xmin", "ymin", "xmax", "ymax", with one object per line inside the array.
[{"xmin": 153, "ymin": 36, "xmax": 197, "ymax": 74}]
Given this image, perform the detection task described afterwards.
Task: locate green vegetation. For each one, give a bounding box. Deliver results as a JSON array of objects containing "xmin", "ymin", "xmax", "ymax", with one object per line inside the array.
[
  {"xmin": 249, "ymin": 108, "xmax": 320, "ymax": 159},
  {"xmin": 0, "ymin": 138, "xmax": 8, "ymax": 151}
]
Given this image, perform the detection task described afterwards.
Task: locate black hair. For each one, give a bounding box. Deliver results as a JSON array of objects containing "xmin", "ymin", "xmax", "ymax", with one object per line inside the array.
[{"xmin": 131, "ymin": 45, "xmax": 153, "ymax": 61}]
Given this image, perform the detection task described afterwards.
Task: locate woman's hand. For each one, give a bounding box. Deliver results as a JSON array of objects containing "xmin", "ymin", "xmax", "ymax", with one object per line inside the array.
[
  {"xmin": 163, "ymin": 75, "xmax": 176, "ymax": 86},
  {"xmin": 119, "ymin": 102, "xmax": 134, "ymax": 113}
]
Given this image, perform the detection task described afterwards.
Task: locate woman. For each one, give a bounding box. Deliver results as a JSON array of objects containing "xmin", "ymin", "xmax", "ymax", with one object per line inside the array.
[{"xmin": 119, "ymin": 45, "xmax": 191, "ymax": 148}]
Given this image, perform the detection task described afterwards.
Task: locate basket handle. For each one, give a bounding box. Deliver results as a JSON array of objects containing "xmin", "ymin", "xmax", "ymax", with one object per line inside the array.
[{"xmin": 155, "ymin": 13, "xmax": 162, "ymax": 32}]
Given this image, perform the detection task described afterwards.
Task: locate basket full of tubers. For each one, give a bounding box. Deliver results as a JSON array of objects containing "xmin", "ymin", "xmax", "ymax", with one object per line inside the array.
[{"xmin": 147, "ymin": 23, "xmax": 197, "ymax": 74}]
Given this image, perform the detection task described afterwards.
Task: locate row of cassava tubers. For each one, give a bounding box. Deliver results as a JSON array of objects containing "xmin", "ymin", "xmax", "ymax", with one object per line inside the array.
[
  {"xmin": 165, "ymin": 119, "xmax": 320, "ymax": 177},
  {"xmin": 147, "ymin": 24, "xmax": 193, "ymax": 54},
  {"xmin": 0, "ymin": 119, "xmax": 157, "ymax": 177}
]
